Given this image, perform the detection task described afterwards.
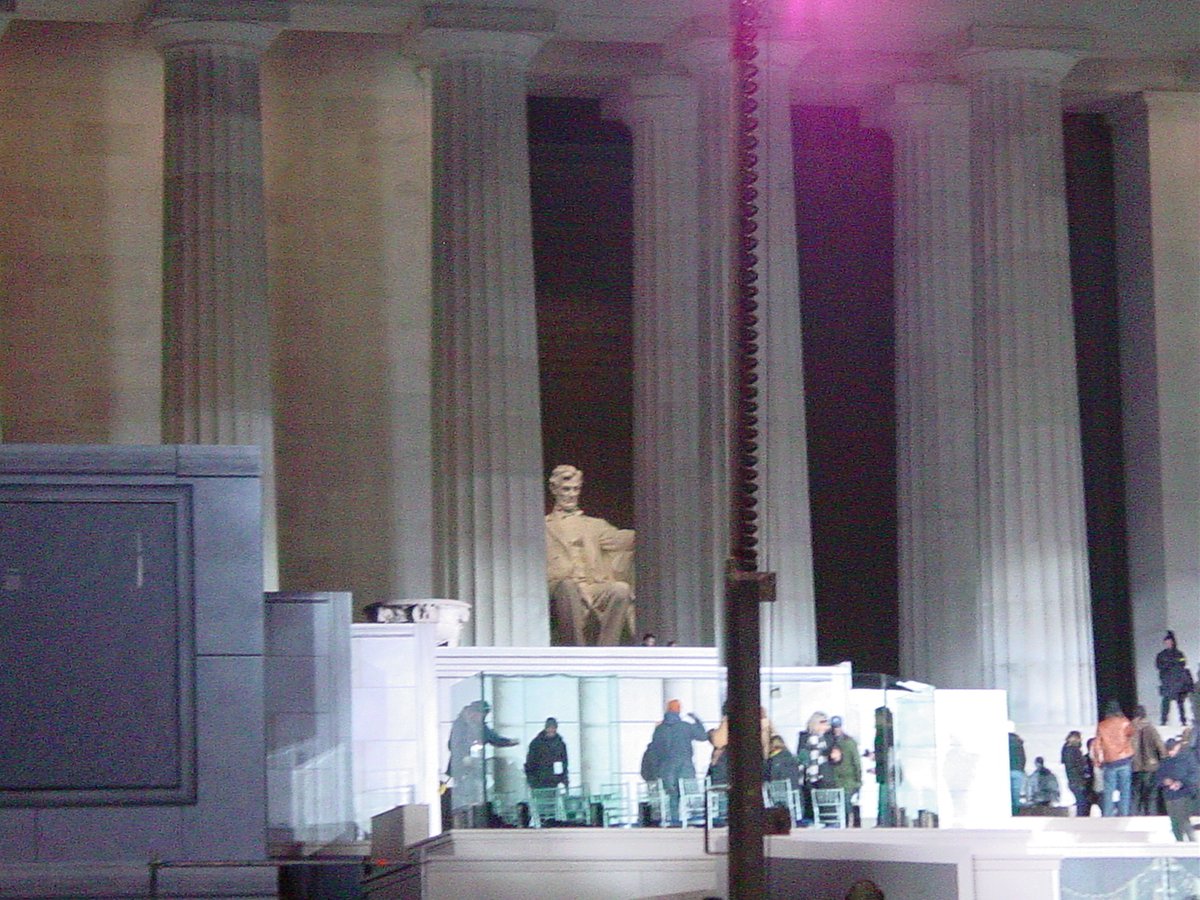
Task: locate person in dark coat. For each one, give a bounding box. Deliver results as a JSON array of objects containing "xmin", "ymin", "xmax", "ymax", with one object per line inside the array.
[
  {"xmin": 1084, "ymin": 737, "xmax": 1104, "ymax": 816},
  {"xmin": 1156, "ymin": 630, "xmax": 1194, "ymax": 727},
  {"xmin": 829, "ymin": 716, "xmax": 863, "ymax": 827},
  {"xmin": 1131, "ymin": 704, "xmax": 1166, "ymax": 815},
  {"xmin": 447, "ymin": 700, "xmax": 518, "ymax": 811},
  {"xmin": 873, "ymin": 706, "xmax": 897, "ymax": 826},
  {"xmin": 1061, "ymin": 730, "xmax": 1090, "ymax": 817},
  {"xmin": 646, "ymin": 699, "xmax": 707, "ymax": 825},
  {"xmin": 1008, "ymin": 724, "xmax": 1027, "ymax": 815},
  {"xmin": 1193, "ymin": 662, "xmax": 1200, "ymax": 730},
  {"xmin": 1025, "ymin": 756, "xmax": 1060, "ymax": 807},
  {"xmin": 796, "ymin": 711, "xmax": 840, "ymax": 823},
  {"xmin": 524, "ymin": 717, "xmax": 569, "ymax": 790},
  {"xmin": 765, "ymin": 734, "xmax": 802, "ymax": 789},
  {"xmin": 1156, "ymin": 738, "xmax": 1199, "ymax": 841}
]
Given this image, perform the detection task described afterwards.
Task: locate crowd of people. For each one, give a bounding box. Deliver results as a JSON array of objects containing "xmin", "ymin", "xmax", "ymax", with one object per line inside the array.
[
  {"xmin": 632, "ymin": 701, "xmax": 868, "ymax": 828},
  {"xmin": 447, "ymin": 696, "xmax": 867, "ymax": 829},
  {"xmin": 446, "ymin": 630, "xmax": 1198, "ymax": 841},
  {"xmin": 1031, "ymin": 630, "xmax": 1200, "ymax": 842}
]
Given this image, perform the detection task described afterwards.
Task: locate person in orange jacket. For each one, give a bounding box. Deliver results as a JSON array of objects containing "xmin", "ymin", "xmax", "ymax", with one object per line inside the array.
[{"xmin": 1092, "ymin": 699, "xmax": 1134, "ymax": 816}]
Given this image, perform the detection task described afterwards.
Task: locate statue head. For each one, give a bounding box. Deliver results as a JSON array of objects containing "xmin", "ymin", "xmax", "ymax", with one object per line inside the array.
[{"xmin": 548, "ymin": 464, "xmax": 583, "ymax": 513}]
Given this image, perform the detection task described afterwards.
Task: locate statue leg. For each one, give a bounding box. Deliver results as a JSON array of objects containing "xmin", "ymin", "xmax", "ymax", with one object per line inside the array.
[
  {"xmin": 594, "ymin": 581, "xmax": 633, "ymax": 646},
  {"xmin": 550, "ymin": 580, "xmax": 588, "ymax": 645}
]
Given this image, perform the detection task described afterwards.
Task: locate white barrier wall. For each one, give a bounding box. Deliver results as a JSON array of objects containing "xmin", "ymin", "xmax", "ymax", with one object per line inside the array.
[
  {"xmin": 933, "ymin": 690, "xmax": 1011, "ymax": 828},
  {"xmin": 265, "ymin": 591, "xmax": 356, "ymax": 850},
  {"xmin": 351, "ymin": 623, "xmax": 442, "ymax": 836}
]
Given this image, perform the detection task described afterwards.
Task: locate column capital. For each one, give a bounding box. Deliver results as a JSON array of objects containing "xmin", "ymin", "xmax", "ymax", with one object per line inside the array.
[
  {"xmin": 602, "ymin": 75, "xmax": 698, "ymax": 129},
  {"xmin": 879, "ymin": 82, "xmax": 970, "ymax": 133},
  {"xmin": 1141, "ymin": 90, "xmax": 1200, "ymax": 117},
  {"xmin": 756, "ymin": 32, "xmax": 818, "ymax": 75},
  {"xmin": 407, "ymin": 5, "xmax": 554, "ymax": 68},
  {"xmin": 663, "ymin": 16, "xmax": 731, "ymax": 75},
  {"xmin": 957, "ymin": 25, "xmax": 1091, "ymax": 83},
  {"xmin": 957, "ymin": 47, "xmax": 1082, "ymax": 83},
  {"xmin": 142, "ymin": 1, "xmax": 288, "ymax": 56}
]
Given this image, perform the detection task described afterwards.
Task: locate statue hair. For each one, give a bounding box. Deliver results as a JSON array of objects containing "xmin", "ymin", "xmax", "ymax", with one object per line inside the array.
[{"xmin": 548, "ymin": 464, "xmax": 582, "ymax": 491}]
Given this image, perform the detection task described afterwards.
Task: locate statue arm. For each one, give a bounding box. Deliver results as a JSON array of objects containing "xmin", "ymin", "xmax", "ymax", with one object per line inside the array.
[
  {"xmin": 599, "ymin": 526, "xmax": 634, "ymax": 552},
  {"xmin": 596, "ymin": 523, "xmax": 635, "ymax": 586}
]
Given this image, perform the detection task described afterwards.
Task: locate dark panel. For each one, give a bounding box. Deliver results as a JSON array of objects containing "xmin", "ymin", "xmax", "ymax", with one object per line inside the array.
[
  {"xmin": 0, "ymin": 485, "xmax": 195, "ymax": 806},
  {"xmin": 793, "ymin": 105, "xmax": 899, "ymax": 675},
  {"xmin": 769, "ymin": 857, "xmax": 959, "ymax": 899},
  {"xmin": 530, "ymin": 96, "xmax": 635, "ymax": 528},
  {"xmin": 1064, "ymin": 113, "xmax": 1134, "ymax": 714}
]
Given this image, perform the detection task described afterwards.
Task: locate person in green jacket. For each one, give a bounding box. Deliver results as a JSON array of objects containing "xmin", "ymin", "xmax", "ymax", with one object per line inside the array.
[{"xmin": 831, "ymin": 715, "xmax": 863, "ymax": 827}]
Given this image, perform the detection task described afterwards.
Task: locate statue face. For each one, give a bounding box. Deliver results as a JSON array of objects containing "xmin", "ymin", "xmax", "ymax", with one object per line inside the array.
[{"xmin": 551, "ymin": 475, "xmax": 582, "ymax": 512}]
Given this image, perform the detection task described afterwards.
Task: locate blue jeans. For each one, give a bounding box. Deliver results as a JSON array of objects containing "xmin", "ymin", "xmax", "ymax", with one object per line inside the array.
[{"xmin": 1101, "ymin": 759, "xmax": 1132, "ymax": 817}]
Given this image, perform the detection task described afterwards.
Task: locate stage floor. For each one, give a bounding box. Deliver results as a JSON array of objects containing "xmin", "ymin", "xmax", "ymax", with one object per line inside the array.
[{"xmin": 360, "ymin": 815, "xmax": 1200, "ymax": 900}]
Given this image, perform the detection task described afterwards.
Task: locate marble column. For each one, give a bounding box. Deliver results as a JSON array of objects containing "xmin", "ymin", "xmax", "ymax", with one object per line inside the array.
[
  {"xmin": 885, "ymin": 84, "xmax": 981, "ymax": 689},
  {"xmin": 579, "ymin": 676, "xmax": 615, "ymax": 792},
  {"xmin": 1108, "ymin": 93, "xmax": 1200, "ymax": 707},
  {"xmin": 144, "ymin": 1, "xmax": 286, "ymax": 590},
  {"xmin": 491, "ymin": 676, "xmax": 526, "ymax": 800},
  {"xmin": 410, "ymin": 9, "xmax": 552, "ymax": 646},
  {"xmin": 604, "ymin": 77, "xmax": 705, "ymax": 646},
  {"xmin": 670, "ymin": 21, "xmax": 737, "ymax": 649},
  {"xmin": 958, "ymin": 46, "xmax": 1096, "ymax": 726},
  {"xmin": 749, "ymin": 33, "xmax": 818, "ymax": 666},
  {"xmin": 0, "ymin": 0, "xmax": 10, "ymax": 442}
]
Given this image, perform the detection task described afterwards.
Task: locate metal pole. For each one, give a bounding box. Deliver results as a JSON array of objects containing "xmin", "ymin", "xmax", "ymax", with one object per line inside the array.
[
  {"xmin": 725, "ymin": 568, "xmax": 774, "ymax": 898},
  {"xmin": 727, "ymin": 0, "xmax": 772, "ymax": 895}
]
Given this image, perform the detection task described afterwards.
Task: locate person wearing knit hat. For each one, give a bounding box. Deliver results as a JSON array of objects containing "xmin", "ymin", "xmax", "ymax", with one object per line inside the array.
[
  {"xmin": 830, "ymin": 715, "xmax": 863, "ymax": 826},
  {"xmin": 524, "ymin": 716, "xmax": 569, "ymax": 790},
  {"xmin": 1156, "ymin": 630, "xmax": 1194, "ymax": 727},
  {"xmin": 644, "ymin": 699, "xmax": 707, "ymax": 824},
  {"xmin": 446, "ymin": 700, "xmax": 518, "ymax": 812},
  {"xmin": 1156, "ymin": 737, "xmax": 1199, "ymax": 842}
]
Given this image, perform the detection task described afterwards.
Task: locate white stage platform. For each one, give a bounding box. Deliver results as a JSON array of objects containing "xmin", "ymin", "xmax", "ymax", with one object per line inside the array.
[
  {"xmin": 349, "ymin": 629, "xmax": 1012, "ymax": 840},
  {"xmin": 361, "ymin": 818, "xmax": 1199, "ymax": 900}
]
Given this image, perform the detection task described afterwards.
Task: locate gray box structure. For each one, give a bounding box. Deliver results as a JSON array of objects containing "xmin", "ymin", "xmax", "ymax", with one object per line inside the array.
[
  {"xmin": 0, "ymin": 445, "xmax": 267, "ymax": 879},
  {"xmin": 371, "ymin": 804, "xmax": 430, "ymax": 860}
]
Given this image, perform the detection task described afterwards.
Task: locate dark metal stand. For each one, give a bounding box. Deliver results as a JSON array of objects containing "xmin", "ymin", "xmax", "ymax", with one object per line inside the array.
[
  {"xmin": 724, "ymin": 568, "xmax": 774, "ymax": 898},
  {"xmin": 726, "ymin": 0, "xmax": 774, "ymax": 895}
]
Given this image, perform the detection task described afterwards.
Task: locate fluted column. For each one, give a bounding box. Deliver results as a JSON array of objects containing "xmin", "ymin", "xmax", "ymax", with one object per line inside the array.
[
  {"xmin": 411, "ymin": 8, "xmax": 552, "ymax": 646},
  {"xmin": 605, "ymin": 76, "xmax": 705, "ymax": 645},
  {"xmin": 752, "ymin": 33, "xmax": 817, "ymax": 665},
  {"xmin": 1108, "ymin": 93, "xmax": 1200, "ymax": 708},
  {"xmin": 959, "ymin": 45, "xmax": 1096, "ymax": 726},
  {"xmin": 0, "ymin": 7, "xmax": 11, "ymax": 439},
  {"xmin": 579, "ymin": 677, "xmax": 614, "ymax": 791},
  {"xmin": 671, "ymin": 22, "xmax": 736, "ymax": 648},
  {"xmin": 144, "ymin": 1, "xmax": 286, "ymax": 591},
  {"xmin": 491, "ymin": 677, "xmax": 525, "ymax": 799},
  {"xmin": 885, "ymin": 84, "xmax": 981, "ymax": 689}
]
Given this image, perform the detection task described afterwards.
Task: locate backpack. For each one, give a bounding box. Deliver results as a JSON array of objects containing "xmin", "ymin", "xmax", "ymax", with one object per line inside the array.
[{"xmin": 640, "ymin": 740, "xmax": 659, "ymax": 782}]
